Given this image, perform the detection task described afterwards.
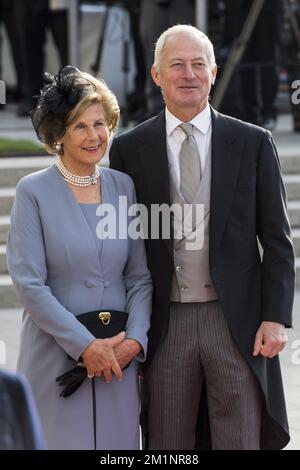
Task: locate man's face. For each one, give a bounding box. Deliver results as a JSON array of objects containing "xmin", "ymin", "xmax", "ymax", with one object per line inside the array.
[{"xmin": 151, "ymin": 32, "xmax": 217, "ymax": 119}]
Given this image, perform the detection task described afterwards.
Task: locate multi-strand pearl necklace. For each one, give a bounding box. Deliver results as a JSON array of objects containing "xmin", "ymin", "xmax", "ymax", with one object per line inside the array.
[{"xmin": 55, "ymin": 157, "xmax": 100, "ymax": 187}]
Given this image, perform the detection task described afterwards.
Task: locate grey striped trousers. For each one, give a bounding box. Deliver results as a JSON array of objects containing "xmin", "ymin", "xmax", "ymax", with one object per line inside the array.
[{"xmin": 146, "ymin": 301, "xmax": 262, "ymax": 450}]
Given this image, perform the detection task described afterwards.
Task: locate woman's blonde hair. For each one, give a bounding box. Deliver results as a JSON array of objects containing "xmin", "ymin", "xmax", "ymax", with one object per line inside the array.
[{"xmin": 40, "ymin": 70, "xmax": 120, "ymax": 155}]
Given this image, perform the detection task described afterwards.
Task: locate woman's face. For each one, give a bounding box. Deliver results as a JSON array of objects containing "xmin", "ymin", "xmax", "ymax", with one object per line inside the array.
[{"xmin": 59, "ymin": 103, "xmax": 109, "ymax": 174}]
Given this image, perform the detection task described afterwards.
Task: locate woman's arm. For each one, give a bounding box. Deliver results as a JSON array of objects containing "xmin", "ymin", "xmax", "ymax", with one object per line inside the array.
[{"xmin": 6, "ymin": 177, "xmax": 95, "ymax": 360}]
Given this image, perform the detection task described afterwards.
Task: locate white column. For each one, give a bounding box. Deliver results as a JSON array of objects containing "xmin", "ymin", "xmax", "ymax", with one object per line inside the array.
[
  {"xmin": 195, "ymin": 0, "xmax": 208, "ymax": 33},
  {"xmin": 68, "ymin": 0, "xmax": 80, "ymax": 67}
]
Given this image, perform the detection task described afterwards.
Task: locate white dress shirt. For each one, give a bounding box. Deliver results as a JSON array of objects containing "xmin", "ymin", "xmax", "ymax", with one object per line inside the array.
[{"xmin": 165, "ymin": 104, "xmax": 212, "ymax": 188}]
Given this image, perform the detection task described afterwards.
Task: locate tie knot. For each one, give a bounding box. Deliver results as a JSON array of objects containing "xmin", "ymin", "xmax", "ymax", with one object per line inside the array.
[{"xmin": 179, "ymin": 122, "xmax": 194, "ymax": 137}]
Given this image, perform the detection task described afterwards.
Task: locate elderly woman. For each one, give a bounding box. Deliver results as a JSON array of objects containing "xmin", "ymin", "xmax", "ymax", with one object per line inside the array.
[{"xmin": 7, "ymin": 66, "xmax": 152, "ymax": 450}]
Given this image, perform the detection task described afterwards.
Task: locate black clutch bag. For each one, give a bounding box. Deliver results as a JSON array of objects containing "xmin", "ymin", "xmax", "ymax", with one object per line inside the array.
[{"xmin": 56, "ymin": 310, "xmax": 129, "ymax": 398}]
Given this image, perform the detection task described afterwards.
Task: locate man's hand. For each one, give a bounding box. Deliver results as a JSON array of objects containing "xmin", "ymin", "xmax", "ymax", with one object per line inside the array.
[
  {"xmin": 253, "ymin": 321, "xmax": 288, "ymax": 358},
  {"xmin": 114, "ymin": 339, "xmax": 142, "ymax": 370}
]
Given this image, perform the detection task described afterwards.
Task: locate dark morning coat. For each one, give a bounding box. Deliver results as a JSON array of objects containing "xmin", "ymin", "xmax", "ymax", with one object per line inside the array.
[{"xmin": 109, "ymin": 107, "xmax": 295, "ymax": 449}]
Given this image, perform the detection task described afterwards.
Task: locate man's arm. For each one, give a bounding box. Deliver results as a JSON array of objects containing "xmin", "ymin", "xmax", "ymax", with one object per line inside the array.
[
  {"xmin": 257, "ymin": 131, "xmax": 295, "ymax": 325},
  {"xmin": 254, "ymin": 131, "xmax": 295, "ymax": 356}
]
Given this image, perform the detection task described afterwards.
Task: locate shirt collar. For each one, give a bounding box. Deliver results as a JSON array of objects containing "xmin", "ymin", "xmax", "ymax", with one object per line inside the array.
[{"xmin": 165, "ymin": 104, "xmax": 211, "ymax": 136}]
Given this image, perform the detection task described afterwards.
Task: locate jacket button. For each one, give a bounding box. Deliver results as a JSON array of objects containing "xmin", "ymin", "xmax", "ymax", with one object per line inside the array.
[
  {"xmin": 85, "ymin": 280, "xmax": 94, "ymax": 288},
  {"xmin": 104, "ymin": 281, "xmax": 110, "ymax": 287},
  {"xmin": 175, "ymin": 265, "xmax": 182, "ymax": 272}
]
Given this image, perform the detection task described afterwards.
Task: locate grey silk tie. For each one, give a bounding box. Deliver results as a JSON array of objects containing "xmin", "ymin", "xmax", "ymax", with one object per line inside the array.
[{"xmin": 179, "ymin": 123, "xmax": 201, "ymax": 203}]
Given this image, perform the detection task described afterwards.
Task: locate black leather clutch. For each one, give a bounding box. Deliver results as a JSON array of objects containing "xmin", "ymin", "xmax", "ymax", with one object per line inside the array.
[
  {"xmin": 56, "ymin": 310, "xmax": 128, "ymax": 397},
  {"xmin": 76, "ymin": 309, "xmax": 128, "ymax": 338}
]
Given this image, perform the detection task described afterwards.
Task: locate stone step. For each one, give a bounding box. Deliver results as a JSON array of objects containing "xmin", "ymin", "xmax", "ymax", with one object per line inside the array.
[
  {"xmin": 0, "ymin": 156, "xmax": 110, "ymax": 216},
  {"xmin": 0, "ymin": 155, "xmax": 110, "ymax": 187},
  {"xmin": 280, "ymin": 155, "xmax": 300, "ymax": 175},
  {"xmin": 1, "ymin": 265, "xmax": 300, "ymax": 311},
  {"xmin": 0, "ymin": 245, "xmax": 7, "ymax": 274},
  {"xmin": 1, "ymin": 185, "xmax": 300, "ymax": 218},
  {"xmin": 0, "ymin": 156, "xmax": 54, "ymax": 187},
  {"xmin": 296, "ymin": 258, "xmax": 300, "ymax": 288},
  {"xmin": 1, "ymin": 193, "xmax": 300, "ymax": 237},
  {"xmin": 288, "ymin": 201, "xmax": 300, "ymax": 227},
  {"xmin": 283, "ymin": 175, "xmax": 300, "ymax": 201},
  {"xmin": 0, "ymin": 154, "xmax": 295, "ymax": 192},
  {"xmin": 0, "ymin": 188, "xmax": 15, "ymax": 216},
  {"xmin": 0, "ymin": 154, "xmax": 296, "ymax": 183},
  {"xmin": 0, "ymin": 275, "xmax": 20, "ymax": 309},
  {"xmin": 293, "ymin": 229, "xmax": 300, "ymax": 258},
  {"xmin": 1, "ymin": 234, "xmax": 299, "ymax": 275},
  {"xmin": 0, "ymin": 154, "xmax": 299, "ymax": 309},
  {"xmin": 0, "ymin": 216, "xmax": 9, "ymax": 244},
  {"xmin": 0, "ymin": 227, "xmax": 298, "ymax": 274}
]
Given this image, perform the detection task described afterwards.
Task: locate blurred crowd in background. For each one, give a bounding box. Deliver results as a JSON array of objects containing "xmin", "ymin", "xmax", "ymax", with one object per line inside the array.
[{"xmin": 0, "ymin": 0, "xmax": 300, "ymax": 131}]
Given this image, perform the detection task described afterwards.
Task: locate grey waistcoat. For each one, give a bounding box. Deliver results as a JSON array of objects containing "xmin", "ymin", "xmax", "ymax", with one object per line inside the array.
[{"xmin": 169, "ymin": 140, "xmax": 218, "ymax": 302}]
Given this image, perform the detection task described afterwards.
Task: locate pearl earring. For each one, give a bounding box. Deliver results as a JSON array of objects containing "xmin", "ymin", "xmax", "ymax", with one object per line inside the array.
[{"xmin": 55, "ymin": 142, "xmax": 63, "ymax": 155}]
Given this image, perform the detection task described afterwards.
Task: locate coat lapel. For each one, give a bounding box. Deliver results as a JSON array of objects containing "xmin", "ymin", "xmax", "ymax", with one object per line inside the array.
[
  {"xmin": 139, "ymin": 111, "xmax": 170, "ymax": 205},
  {"xmin": 210, "ymin": 108, "xmax": 244, "ymax": 257},
  {"xmin": 138, "ymin": 110, "xmax": 173, "ymax": 256}
]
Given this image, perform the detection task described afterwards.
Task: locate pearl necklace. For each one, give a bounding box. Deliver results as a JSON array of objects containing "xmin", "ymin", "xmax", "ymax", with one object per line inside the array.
[{"xmin": 55, "ymin": 157, "xmax": 100, "ymax": 187}]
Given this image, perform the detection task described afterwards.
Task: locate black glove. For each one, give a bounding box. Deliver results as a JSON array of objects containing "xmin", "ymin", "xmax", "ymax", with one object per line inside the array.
[
  {"xmin": 56, "ymin": 365, "xmax": 87, "ymax": 398},
  {"xmin": 56, "ymin": 360, "xmax": 132, "ymax": 398}
]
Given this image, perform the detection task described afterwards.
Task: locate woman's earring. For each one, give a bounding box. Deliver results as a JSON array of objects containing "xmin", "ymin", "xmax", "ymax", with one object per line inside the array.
[{"xmin": 55, "ymin": 142, "xmax": 63, "ymax": 155}]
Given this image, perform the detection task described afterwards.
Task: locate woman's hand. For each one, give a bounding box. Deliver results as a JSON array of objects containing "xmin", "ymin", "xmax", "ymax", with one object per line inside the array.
[
  {"xmin": 114, "ymin": 339, "xmax": 142, "ymax": 370},
  {"xmin": 82, "ymin": 331, "xmax": 125, "ymax": 383}
]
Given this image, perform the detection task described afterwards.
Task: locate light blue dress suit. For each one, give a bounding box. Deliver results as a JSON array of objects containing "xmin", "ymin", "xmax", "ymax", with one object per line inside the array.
[{"xmin": 7, "ymin": 164, "xmax": 152, "ymax": 450}]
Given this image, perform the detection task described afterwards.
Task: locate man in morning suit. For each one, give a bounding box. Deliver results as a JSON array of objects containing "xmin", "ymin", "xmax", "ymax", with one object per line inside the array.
[{"xmin": 110, "ymin": 25, "xmax": 295, "ymax": 450}]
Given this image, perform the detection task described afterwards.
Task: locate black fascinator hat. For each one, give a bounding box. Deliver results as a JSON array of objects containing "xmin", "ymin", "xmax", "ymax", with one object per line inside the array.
[{"xmin": 31, "ymin": 65, "xmax": 96, "ymax": 144}]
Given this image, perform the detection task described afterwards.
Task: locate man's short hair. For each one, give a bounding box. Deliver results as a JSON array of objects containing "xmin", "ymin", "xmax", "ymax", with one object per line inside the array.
[{"xmin": 154, "ymin": 24, "xmax": 216, "ymax": 71}]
